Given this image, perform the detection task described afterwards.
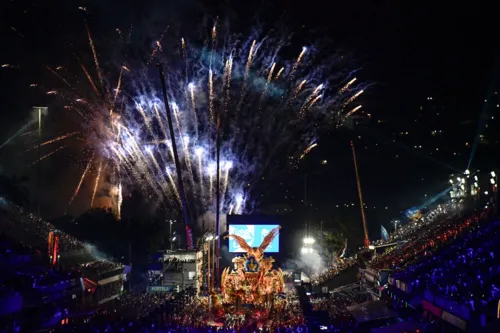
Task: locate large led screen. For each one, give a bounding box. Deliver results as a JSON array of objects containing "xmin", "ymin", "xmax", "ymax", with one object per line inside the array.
[{"xmin": 228, "ymin": 224, "xmax": 280, "ymax": 253}]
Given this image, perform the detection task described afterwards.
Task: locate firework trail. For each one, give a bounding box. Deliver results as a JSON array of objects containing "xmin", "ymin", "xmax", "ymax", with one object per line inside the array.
[
  {"xmin": 210, "ymin": 23, "xmax": 217, "ymax": 68},
  {"xmin": 344, "ymin": 89, "xmax": 364, "ymax": 106},
  {"xmin": 20, "ymin": 130, "xmax": 37, "ymax": 137},
  {"xmin": 208, "ymin": 162, "xmax": 216, "ymax": 201},
  {"xmin": 300, "ymin": 142, "xmax": 318, "ymax": 160},
  {"xmin": 68, "ymin": 155, "xmax": 94, "ymax": 206},
  {"xmin": 113, "ymin": 67, "xmax": 123, "ymax": 105},
  {"xmin": 90, "ymin": 160, "xmax": 103, "ymax": 207},
  {"xmin": 274, "ymin": 67, "xmax": 284, "ymax": 81},
  {"xmin": 188, "ymin": 83, "xmax": 198, "ymax": 138},
  {"xmin": 45, "ymin": 66, "xmax": 72, "ymax": 87},
  {"xmin": 344, "ymin": 105, "xmax": 362, "ymax": 119},
  {"xmin": 86, "ymin": 25, "xmax": 103, "ymax": 89},
  {"xmin": 182, "ymin": 38, "xmax": 188, "ymax": 80},
  {"xmin": 339, "ymin": 77, "xmax": 357, "ymax": 93},
  {"xmin": 80, "ymin": 63, "xmax": 99, "ymax": 95},
  {"xmin": 165, "ymin": 167, "xmax": 181, "ymax": 202},
  {"xmin": 208, "ymin": 69, "xmax": 214, "ymax": 122},
  {"xmin": 15, "ymin": 19, "xmax": 366, "ymax": 220},
  {"xmin": 117, "ymin": 183, "xmax": 123, "ymax": 220},
  {"xmin": 299, "ymin": 84, "xmax": 324, "ymax": 117},
  {"xmin": 224, "ymin": 56, "xmax": 233, "ymax": 115},
  {"xmin": 27, "ymin": 132, "xmax": 78, "ymax": 151},
  {"xmin": 30, "ymin": 144, "xmax": 67, "ymax": 166},
  {"xmin": 236, "ymin": 40, "xmax": 257, "ymax": 114},
  {"xmin": 289, "ymin": 47, "xmax": 307, "ymax": 81},
  {"xmin": 221, "ymin": 160, "xmax": 232, "ymax": 205},
  {"xmin": 288, "ymin": 79, "xmax": 307, "ymax": 105}
]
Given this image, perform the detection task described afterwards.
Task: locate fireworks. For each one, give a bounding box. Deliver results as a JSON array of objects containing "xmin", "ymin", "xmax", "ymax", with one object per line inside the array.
[{"xmin": 14, "ymin": 20, "xmax": 365, "ymax": 221}]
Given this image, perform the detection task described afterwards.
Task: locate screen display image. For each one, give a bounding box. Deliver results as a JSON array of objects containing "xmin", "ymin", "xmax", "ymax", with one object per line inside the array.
[{"xmin": 228, "ymin": 224, "xmax": 280, "ymax": 253}]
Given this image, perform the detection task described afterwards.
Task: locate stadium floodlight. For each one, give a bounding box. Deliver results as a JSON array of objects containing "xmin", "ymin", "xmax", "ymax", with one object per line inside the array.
[
  {"xmin": 303, "ymin": 237, "xmax": 315, "ymax": 245},
  {"xmin": 474, "ymin": 175, "xmax": 478, "ymax": 181},
  {"xmin": 301, "ymin": 247, "xmax": 314, "ymax": 254},
  {"xmin": 465, "ymin": 169, "xmax": 470, "ymax": 175},
  {"xmin": 485, "ymin": 191, "xmax": 489, "ymax": 195},
  {"xmin": 491, "ymin": 178, "xmax": 496, "ymax": 185},
  {"xmin": 491, "ymin": 171, "xmax": 496, "ymax": 178},
  {"xmin": 474, "ymin": 182, "xmax": 478, "ymax": 187},
  {"xmin": 449, "ymin": 179, "xmax": 453, "ymax": 184}
]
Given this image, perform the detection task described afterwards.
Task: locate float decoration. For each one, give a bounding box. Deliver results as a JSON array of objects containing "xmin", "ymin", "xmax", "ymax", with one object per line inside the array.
[{"xmin": 222, "ymin": 226, "xmax": 284, "ymax": 308}]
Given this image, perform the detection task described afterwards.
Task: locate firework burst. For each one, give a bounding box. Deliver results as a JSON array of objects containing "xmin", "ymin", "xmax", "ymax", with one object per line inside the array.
[{"xmin": 13, "ymin": 20, "xmax": 366, "ymax": 223}]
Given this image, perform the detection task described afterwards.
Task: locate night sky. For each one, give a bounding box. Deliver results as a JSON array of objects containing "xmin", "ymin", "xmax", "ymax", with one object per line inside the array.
[{"xmin": 0, "ymin": 1, "xmax": 498, "ymax": 247}]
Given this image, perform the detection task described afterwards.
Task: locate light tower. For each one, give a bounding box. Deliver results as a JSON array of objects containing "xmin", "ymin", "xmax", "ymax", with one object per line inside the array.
[{"xmin": 33, "ymin": 106, "xmax": 47, "ymax": 218}]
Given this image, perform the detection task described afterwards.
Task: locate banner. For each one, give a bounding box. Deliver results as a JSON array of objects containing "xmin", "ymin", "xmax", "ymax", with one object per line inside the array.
[{"xmin": 381, "ymin": 225, "xmax": 389, "ymax": 241}]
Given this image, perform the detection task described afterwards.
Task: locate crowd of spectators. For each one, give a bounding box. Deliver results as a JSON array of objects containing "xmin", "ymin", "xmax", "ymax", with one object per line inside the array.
[
  {"xmin": 0, "ymin": 199, "xmax": 85, "ymax": 253},
  {"xmin": 373, "ymin": 202, "xmax": 461, "ymax": 247},
  {"xmin": 368, "ymin": 210, "xmax": 489, "ymax": 272},
  {"xmin": 45, "ymin": 289, "xmax": 306, "ymax": 333},
  {"xmin": 311, "ymin": 257, "xmax": 357, "ymax": 286},
  {"xmin": 390, "ymin": 209, "xmax": 499, "ymax": 316},
  {"xmin": 311, "ymin": 294, "xmax": 367, "ymax": 331},
  {"xmin": 82, "ymin": 260, "xmax": 122, "ymax": 275}
]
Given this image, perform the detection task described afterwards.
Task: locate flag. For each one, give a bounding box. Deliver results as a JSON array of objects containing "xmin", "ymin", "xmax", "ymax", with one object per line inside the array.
[{"xmin": 381, "ymin": 225, "xmax": 389, "ymax": 241}]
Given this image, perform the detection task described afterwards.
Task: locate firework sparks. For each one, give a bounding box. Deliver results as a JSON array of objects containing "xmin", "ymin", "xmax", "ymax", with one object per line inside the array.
[{"xmin": 14, "ymin": 20, "xmax": 365, "ymax": 220}]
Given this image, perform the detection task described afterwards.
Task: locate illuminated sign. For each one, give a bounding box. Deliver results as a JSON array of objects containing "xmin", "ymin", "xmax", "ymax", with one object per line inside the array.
[
  {"xmin": 146, "ymin": 286, "xmax": 174, "ymax": 293},
  {"xmin": 228, "ymin": 224, "xmax": 280, "ymax": 253}
]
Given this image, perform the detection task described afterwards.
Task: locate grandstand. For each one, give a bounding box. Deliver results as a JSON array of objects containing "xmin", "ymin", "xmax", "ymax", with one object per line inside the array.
[
  {"xmin": 0, "ymin": 198, "xmax": 123, "ymax": 331},
  {"xmin": 384, "ymin": 209, "xmax": 498, "ymax": 331}
]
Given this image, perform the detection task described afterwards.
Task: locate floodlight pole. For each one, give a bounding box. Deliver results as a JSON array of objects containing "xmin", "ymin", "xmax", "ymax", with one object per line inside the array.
[
  {"xmin": 158, "ymin": 64, "xmax": 192, "ymax": 249},
  {"xmin": 215, "ymin": 110, "xmax": 221, "ymax": 287},
  {"xmin": 33, "ymin": 107, "xmax": 47, "ymax": 218}
]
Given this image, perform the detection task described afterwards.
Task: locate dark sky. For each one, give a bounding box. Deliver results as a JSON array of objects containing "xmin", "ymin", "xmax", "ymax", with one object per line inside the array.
[{"xmin": 0, "ymin": 1, "xmax": 498, "ymax": 246}]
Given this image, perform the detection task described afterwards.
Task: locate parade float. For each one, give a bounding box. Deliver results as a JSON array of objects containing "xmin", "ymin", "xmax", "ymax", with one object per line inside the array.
[{"xmin": 220, "ymin": 226, "xmax": 285, "ymax": 311}]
